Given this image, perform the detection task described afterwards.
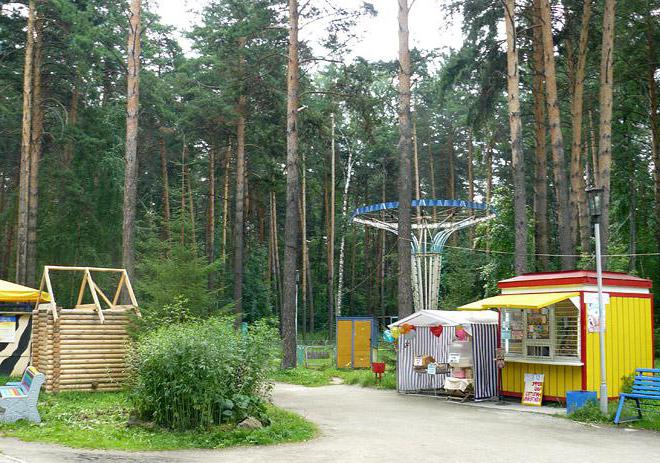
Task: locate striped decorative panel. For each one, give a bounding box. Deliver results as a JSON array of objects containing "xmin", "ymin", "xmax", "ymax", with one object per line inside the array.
[
  {"xmin": 0, "ymin": 314, "xmax": 33, "ymax": 376},
  {"xmin": 471, "ymin": 324, "xmax": 498, "ymax": 400},
  {"xmin": 397, "ymin": 326, "xmax": 455, "ymax": 392}
]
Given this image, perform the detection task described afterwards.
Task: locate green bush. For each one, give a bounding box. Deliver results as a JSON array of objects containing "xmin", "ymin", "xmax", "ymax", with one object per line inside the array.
[{"xmin": 129, "ymin": 317, "xmax": 279, "ymax": 430}]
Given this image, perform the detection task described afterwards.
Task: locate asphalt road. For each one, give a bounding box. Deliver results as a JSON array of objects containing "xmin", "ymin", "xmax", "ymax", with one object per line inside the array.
[{"xmin": 1, "ymin": 383, "xmax": 659, "ymax": 463}]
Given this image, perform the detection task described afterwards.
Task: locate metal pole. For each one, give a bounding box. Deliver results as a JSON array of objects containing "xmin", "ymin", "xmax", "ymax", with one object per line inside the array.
[{"xmin": 594, "ymin": 222, "xmax": 608, "ymax": 414}]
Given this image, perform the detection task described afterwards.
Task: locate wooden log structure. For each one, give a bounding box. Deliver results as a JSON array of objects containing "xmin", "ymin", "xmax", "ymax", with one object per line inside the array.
[
  {"xmin": 32, "ymin": 307, "xmax": 134, "ymax": 392},
  {"xmin": 30, "ymin": 266, "xmax": 139, "ymax": 393}
]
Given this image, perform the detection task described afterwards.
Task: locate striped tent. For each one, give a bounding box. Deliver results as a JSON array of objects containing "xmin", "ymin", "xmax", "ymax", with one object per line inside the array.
[{"xmin": 390, "ymin": 310, "xmax": 499, "ymax": 400}]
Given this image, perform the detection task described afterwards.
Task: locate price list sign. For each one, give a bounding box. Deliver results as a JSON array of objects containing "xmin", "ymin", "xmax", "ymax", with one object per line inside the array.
[{"xmin": 522, "ymin": 373, "xmax": 544, "ymax": 406}]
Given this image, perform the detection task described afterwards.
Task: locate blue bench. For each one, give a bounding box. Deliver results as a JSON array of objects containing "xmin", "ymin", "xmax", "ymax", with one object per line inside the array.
[
  {"xmin": 0, "ymin": 366, "xmax": 45, "ymax": 424},
  {"xmin": 614, "ymin": 368, "xmax": 660, "ymax": 424}
]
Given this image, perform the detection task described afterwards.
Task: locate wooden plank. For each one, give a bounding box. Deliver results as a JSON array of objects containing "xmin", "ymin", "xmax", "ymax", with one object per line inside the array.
[
  {"xmin": 85, "ymin": 269, "xmax": 105, "ymax": 323},
  {"xmin": 45, "ymin": 266, "xmax": 127, "ymax": 273},
  {"xmin": 44, "ymin": 267, "xmax": 57, "ymax": 322},
  {"xmin": 76, "ymin": 273, "xmax": 88, "ymax": 307},
  {"xmin": 112, "ymin": 272, "xmax": 126, "ymax": 306}
]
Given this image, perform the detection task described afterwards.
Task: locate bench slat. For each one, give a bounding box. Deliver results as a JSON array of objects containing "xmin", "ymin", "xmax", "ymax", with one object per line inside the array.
[
  {"xmin": 621, "ymin": 393, "xmax": 660, "ymax": 400},
  {"xmin": 631, "ymin": 389, "xmax": 660, "ymax": 396},
  {"xmin": 634, "ymin": 376, "xmax": 660, "ymax": 382}
]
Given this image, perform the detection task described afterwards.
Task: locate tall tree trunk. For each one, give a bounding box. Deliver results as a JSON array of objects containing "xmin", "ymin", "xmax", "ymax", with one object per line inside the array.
[
  {"xmin": 336, "ymin": 142, "xmax": 355, "ymax": 317},
  {"xmin": 629, "ymin": 171, "xmax": 637, "ymax": 272},
  {"xmin": 467, "ymin": 130, "xmax": 475, "ymax": 245},
  {"xmin": 646, "ymin": 15, "xmax": 660, "ymax": 251},
  {"xmin": 589, "ymin": 110, "xmax": 598, "ymax": 183},
  {"xmin": 539, "ymin": 0, "xmax": 574, "ymax": 269},
  {"xmin": 531, "ymin": 0, "xmax": 549, "ymax": 271},
  {"xmin": 221, "ymin": 144, "xmax": 231, "ymax": 265},
  {"xmin": 412, "ymin": 113, "xmax": 421, "ymax": 225},
  {"xmin": 122, "ymin": 0, "xmax": 141, "ymax": 279},
  {"xmin": 159, "ymin": 135, "xmax": 171, "ymax": 240},
  {"xmin": 327, "ymin": 113, "xmax": 336, "ymax": 334},
  {"xmin": 186, "ymin": 155, "xmax": 196, "ymax": 248},
  {"xmin": 270, "ymin": 191, "xmax": 282, "ymax": 324},
  {"xmin": 447, "ymin": 127, "xmax": 456, "ymax": 199},
  {"xmin": 63, "ymin": 82, "xmax": 79, "ymax": 168},
  {"xmin": 598, "ymin": 0, "xmax": 616, "ymax": 264},
  {"xmin": 26, "ymin": 14, "xmax": 43, "ymax": 287},
  {"xmin": 397, "ymin": 0, "xmax": 413, "ymax": 317},
  {"xmin": 504, "ymin": 0, "xmax": 528, "ymax": 274},
  {"xmin": 16, "ymin": 0, "xmax": 36, "ymax": 285},
  {"xmin": 181, "ymin": 143, "xmax": 187, "ymax": 246},
  {"xmin": 234, "ymin": 36, "xmax": 247, "ymax": 323},
  {"xmin": 282, "ymin": 0, "xmax": 300, "ymax": 368},
  {"xmin": 570, "ymin": 0, "xmax": 592, "ymax": 255},
  {"xmin": 485, "ymin": 137, "xmax": 494, "ymax": 204},
  {"xmin": 300, "ymin": 150, "xmax": 308, "ymax": 335},
  {"xmin": 428, "ymin": 138, "xmax": 437, "ymax": 221},
  {"xmin": 206, "ymin": 146, "xmax": 216, "ymax": 290}
]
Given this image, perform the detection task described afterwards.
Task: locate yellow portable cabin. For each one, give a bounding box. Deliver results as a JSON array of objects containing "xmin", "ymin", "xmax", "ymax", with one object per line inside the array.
[
  {"xmin": 336, "ymin": 317, "xmax": 375, "ymax": 369},
  {"xmin": 460, "ymin": 271, "xmax": 654, "ymax": 401}
]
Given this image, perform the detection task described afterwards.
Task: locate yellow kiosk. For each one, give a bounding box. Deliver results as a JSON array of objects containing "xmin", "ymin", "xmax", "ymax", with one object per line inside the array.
[{"xmin": 460, "ymin": 271, "xmax": 654, "ymax": 401}]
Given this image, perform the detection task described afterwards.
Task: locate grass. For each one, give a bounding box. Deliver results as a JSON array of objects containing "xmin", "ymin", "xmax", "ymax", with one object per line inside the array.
[
  {"xmin": 272, "ymin": 366, "xmax": 397, "ymax": 390},
  {"xmin": 0, "ymin": 391, "xmax": 317, "ymax": 451},
  {"xmin": 568, "ymin": 399, "xmax": 660, "ymax": 431}
]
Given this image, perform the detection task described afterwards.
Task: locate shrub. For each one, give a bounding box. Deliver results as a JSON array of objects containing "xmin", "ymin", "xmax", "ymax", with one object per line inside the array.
[{"xmin": 129, "ymin": 317, "xmax": 279, "ymax": 430}]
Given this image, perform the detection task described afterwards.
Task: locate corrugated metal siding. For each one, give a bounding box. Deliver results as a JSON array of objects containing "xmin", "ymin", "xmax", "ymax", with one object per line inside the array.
[
  {"xmin": 353, "ymin": 320, "xmax": 372, "ymax": 368},
  {"xmin": 585, "ymin": 295, "xmax": 654, "ymax": 397},
  {"xmin": 336, "ymin": 320, "xmax": 353, "ymax": 368},
  {"xmin": 501, "ymin": 362, "xmax": 582, "ymax": 398}
]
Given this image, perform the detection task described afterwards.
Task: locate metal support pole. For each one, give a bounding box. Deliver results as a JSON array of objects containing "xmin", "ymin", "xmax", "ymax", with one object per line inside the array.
[{"xmin": 594, "ymin": 222, "xmax": 608, "ymax": 414}]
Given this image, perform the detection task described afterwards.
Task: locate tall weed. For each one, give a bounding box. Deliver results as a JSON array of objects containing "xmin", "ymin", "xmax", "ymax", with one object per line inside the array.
[{"xmin": 129, "ymin": 317, "xmax": 279, "ymax": 430}]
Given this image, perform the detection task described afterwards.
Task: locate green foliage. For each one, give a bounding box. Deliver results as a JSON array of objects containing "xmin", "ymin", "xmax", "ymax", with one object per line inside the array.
[
  {"xmin": 0, "ymin": 392, "xmax": 316, "ymax": 450},
  {"xmin": 129, "ymin": 317, "xmax": 279, "ymax": 430},
  {"xmin": 568, "ymin": 400, "xmax": 611, "ymax": 423},
  {"xmin": 271, "ymin": 364, "xmax": 397, "ymax": 390},
  {"xmin": 136, "ymin": 233, "xmax": 222, "ymax": 320}
]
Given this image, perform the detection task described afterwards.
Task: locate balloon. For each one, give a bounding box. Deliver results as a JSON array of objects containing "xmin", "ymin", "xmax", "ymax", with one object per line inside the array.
[
  {"xmin": 430, "ymin": 325, "xmax": 443, "ymax": 337},
  {"xmin": 383, "ymin": 330, "xmax": 395, "ymax": 343},
  {"xmin": 405, "ymin": 329, "xmax": 417, "ymax": 340},
  {"xmin": 455, "ymin": 326, "xmax": 467, "ymax": 341},
  {"xmin": 391, "ymin": 327, "xmax": 401, "ymax": 339}
]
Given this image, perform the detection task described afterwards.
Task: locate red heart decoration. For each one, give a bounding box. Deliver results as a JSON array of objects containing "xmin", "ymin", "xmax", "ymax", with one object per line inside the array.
[{"xmin": 430, "ymin": 325, "xmax": 443, "ymax": 337}]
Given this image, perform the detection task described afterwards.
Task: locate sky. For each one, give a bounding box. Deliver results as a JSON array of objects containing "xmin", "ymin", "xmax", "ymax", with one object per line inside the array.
[{"xmin": 153, "ymin": 0, "xmax": 465, "ymax": 61}]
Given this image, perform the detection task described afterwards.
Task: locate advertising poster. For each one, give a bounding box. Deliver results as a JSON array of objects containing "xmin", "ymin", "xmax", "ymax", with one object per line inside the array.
[
  {"xmin": 0, "ymin": 316, "xmax": 16, "ymax": 343},
  {"xmin": 522, "ymin": 373, "xmax": 544, "ymax": 406}
]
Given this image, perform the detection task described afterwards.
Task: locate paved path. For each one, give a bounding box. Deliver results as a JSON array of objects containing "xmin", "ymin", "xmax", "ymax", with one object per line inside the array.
[{"xmin": 1, "ymin": 383, "xmax": 659, "ymax": 463}]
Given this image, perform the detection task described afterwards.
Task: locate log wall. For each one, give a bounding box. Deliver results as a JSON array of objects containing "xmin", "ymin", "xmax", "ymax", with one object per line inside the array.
[{"xmin": 31, "ymin": 306, "xmax": 134, "ymax": 392}]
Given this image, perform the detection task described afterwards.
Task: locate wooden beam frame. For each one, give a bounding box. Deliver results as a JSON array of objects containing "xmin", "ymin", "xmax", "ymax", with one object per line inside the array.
[{"xmin": 35, "ymin": 266, "xmax": 141, "ymax": 322}]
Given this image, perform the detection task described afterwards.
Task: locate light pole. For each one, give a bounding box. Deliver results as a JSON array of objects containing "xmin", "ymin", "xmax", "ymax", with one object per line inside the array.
[{"xmin": 586, "ymin": 186, "xmax": 608, "ymax": 414}]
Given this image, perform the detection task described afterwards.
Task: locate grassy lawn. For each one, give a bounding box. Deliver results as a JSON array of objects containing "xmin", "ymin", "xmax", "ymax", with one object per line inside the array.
[
  {"xmin": 272, "ymin": 366, "xmax": 397, "ymax": 389},
  {"xmin": 568, "ymin": 399, "xmax": 660, "ymax": 431},
  {"xmin": 0, "ymin": 392, "xmax": 317, "ymax": 451}
]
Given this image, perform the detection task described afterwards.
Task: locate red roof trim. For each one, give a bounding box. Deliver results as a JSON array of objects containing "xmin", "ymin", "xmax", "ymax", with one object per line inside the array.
[{"xmin": 497, "ymin": 271, "xmax": 652, "ymax": 289}]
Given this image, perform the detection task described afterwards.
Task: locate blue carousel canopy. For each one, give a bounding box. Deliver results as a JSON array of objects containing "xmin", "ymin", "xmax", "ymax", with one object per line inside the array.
[{"xmin": 351, "ymin": 199, "xmax": 496, "ymax": 219}]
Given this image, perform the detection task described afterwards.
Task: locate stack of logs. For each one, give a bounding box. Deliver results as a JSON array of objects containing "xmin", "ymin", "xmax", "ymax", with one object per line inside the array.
[{"xmin": 31, "ymin": 305, "xmax": 134, "ymax": 392}]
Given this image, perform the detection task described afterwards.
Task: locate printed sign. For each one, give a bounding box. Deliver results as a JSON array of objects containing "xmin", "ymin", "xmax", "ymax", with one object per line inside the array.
[
  {"xmin": 0, "ymin": 316, "xmax": 16, "ymax": 343},
  {"xmin": 522, "ymin": 373, "xmax": 544, "ymax": 406},
  {"xmin": 427, "ymin": 363, "xmax": 437, "ymax": 375},
  {"xmin": 585, "ymin": 293, "xmax": 610, "ymax": 333},
  {"xmin": 447, "ymin": 353, "xmax": 461, "ymax": 364}
]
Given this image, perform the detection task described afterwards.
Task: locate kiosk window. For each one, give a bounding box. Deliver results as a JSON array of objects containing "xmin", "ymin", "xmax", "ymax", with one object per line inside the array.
[{"xmin": 501, "ymin": 301, "xmax": 580, "ymax": 362}]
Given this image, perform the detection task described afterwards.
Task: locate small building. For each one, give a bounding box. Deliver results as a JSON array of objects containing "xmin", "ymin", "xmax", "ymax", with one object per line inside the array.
[
  {"xmin": 336, "ymin": 317, "xmax": 376, "ymax": 369},
  {"xmin": 390, "ymin": 310, "xmax": 499, "ymax": 400},
  {"xmin": 459, "ymin": 270, "xmax": 655, "ymax": 401}
]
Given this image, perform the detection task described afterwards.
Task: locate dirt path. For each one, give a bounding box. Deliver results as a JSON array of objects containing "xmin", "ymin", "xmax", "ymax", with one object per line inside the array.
[{"xmin": 1, "ymin": 383, "xmax": 659, "ymax": 462}]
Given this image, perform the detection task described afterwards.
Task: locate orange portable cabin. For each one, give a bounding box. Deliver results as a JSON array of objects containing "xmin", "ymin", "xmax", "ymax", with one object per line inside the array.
[{"xmin": 459, "ymin": 271, "xmax": 655, "ymax": 401}]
